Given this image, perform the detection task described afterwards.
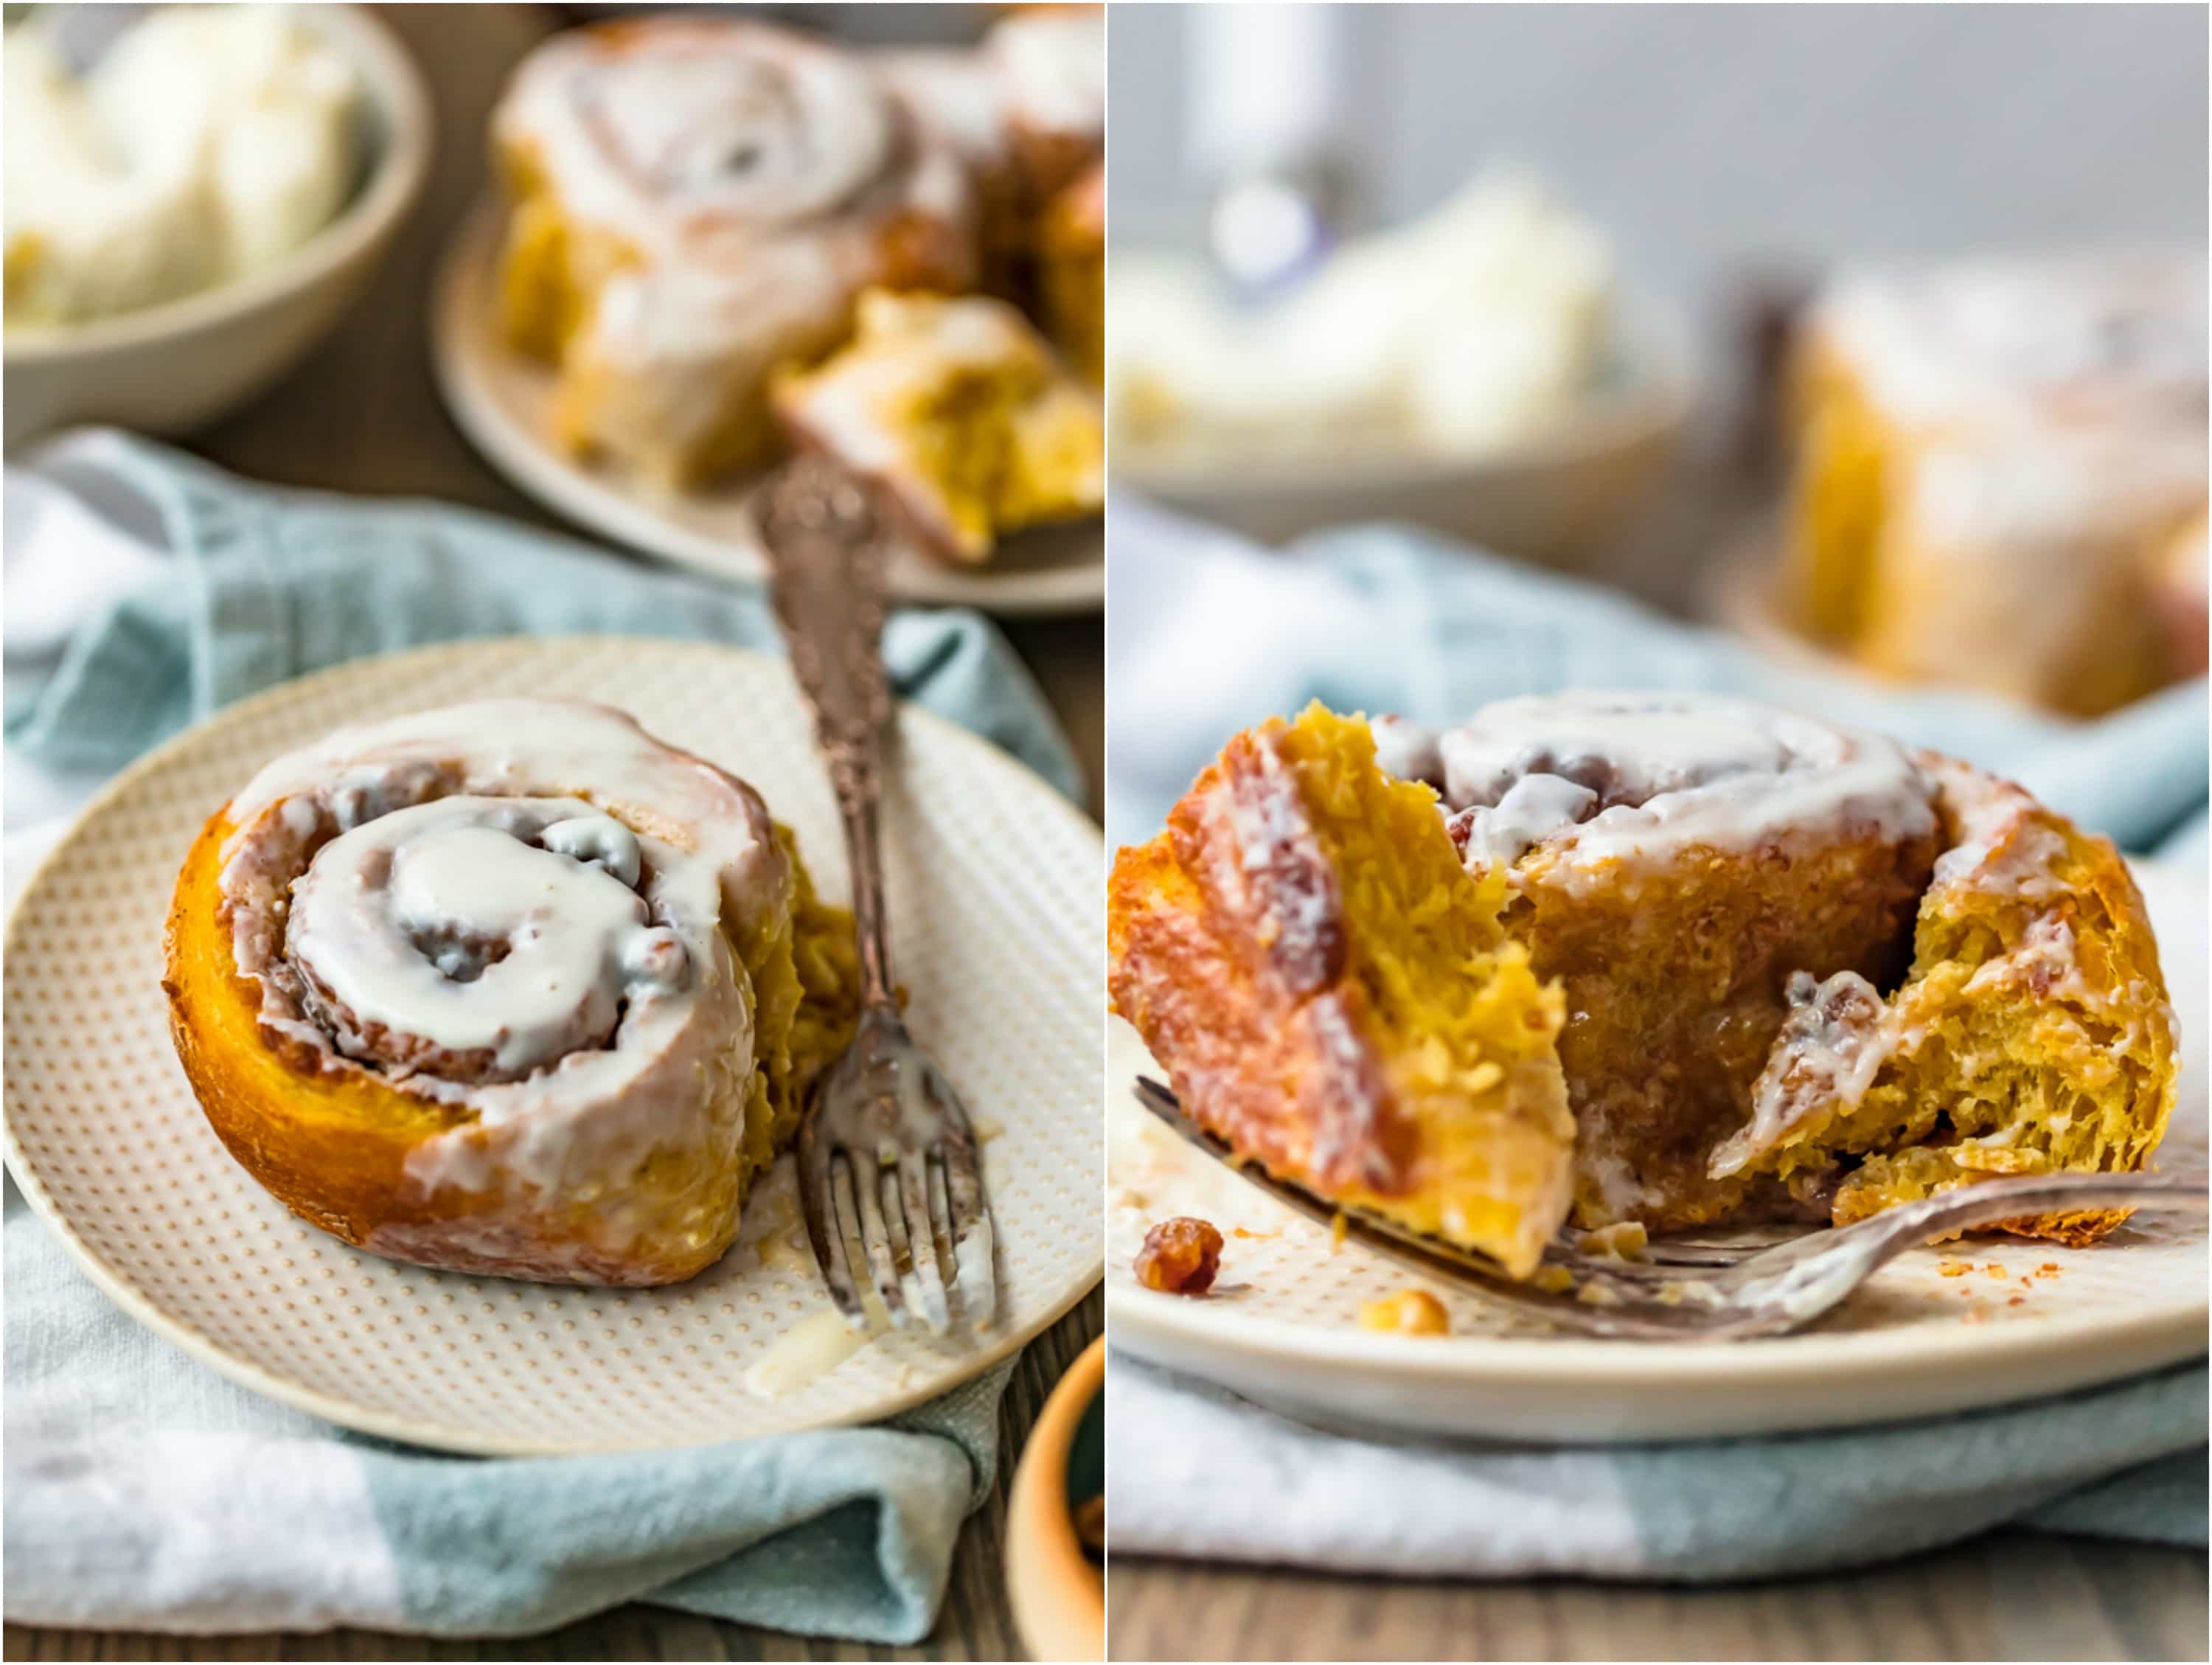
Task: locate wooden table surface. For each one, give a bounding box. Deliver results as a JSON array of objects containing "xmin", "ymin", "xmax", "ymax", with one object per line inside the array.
[
  {"xmin": 6, "ymin": 6, "xmax": 1099, "ymax": 1661},
  {"xmin": 1107, "ymin": 1532, "xmax": 2206, "ymax": 1662}
]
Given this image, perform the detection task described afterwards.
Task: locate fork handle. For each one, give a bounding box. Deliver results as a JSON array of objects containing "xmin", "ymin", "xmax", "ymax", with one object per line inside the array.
[{"xmin": 759, "ymin": 458, "xmax": 899, "ymax": 1012}]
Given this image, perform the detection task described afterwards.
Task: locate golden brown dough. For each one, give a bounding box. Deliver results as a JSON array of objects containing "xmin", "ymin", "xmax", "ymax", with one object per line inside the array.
[{"xmin": 1110, "ymin": 694, "xmax": 2177, "ymax": 1274}]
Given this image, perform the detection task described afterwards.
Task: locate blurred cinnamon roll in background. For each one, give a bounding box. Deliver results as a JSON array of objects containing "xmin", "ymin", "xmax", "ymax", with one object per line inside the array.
[
  {"xmin": 493, "ymin": 18, "xmax": 978, "ymax": 486},
  {"xmin": 1780, "ymin": 251, "xmax": 2209, "ymax": 716},
  {"xmin": 880, "ymin": 4, "xmax": 1105, "ymax": 372},
  {"xmin": 487, "ymin": 4, "xmax": 1105, "ymax": 550}
]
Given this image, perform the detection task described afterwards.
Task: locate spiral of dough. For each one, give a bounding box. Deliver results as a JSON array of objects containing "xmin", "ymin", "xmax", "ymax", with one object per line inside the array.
[
  {"xmin": 493, "ymin": 18, "xmax": 977, "ymax": 480},
  {"xmin": 498, "ymin": 21, "xmax": 959, "ymax": 258},
  {"xmin": 215, "ymin": 699, "xmax": 787, "ymax": 1206}
]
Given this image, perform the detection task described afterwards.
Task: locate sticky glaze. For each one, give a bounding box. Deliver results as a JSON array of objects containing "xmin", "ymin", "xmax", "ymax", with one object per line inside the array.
[
  {"xmin": 1378, "ymin": 692, "xmax": 1938, "ymax": 889},
  {"xmin": 493, "ymin": 19, "xmax": 974, "ymax": 468},
  {"xmin": 217, "ymin": 699, "xmax": 785, "ymax": 1206},
  {"xmin": 1713, "ymin": 969, "xmax": 1893, "ymax": 1178}
]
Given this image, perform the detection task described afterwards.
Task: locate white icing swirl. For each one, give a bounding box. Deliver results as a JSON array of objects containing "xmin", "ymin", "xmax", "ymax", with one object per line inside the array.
[
  {"xmin": 498, "ymin": 21, "xmax": 951, "ymax": 260},
  {"xmin": 287, "ymin": 799, "xmax": 688, "ymax": 1080},
  {"xmin": 493, "ymin": 19, "xmax": 975, "ymax": 474},
  {"xmin": 217, "ymin": 699, "xmax": 786, "ymax": 1205},
  {"xmin": 1376, "ymin": 692, "xmax": 1938, "ymax": 885}
]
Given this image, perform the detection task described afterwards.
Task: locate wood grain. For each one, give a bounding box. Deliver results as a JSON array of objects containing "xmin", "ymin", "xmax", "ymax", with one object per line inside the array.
[{"xmin": 1106, "ymin": 1532, "xmax": 2208, "ymax": 1663}]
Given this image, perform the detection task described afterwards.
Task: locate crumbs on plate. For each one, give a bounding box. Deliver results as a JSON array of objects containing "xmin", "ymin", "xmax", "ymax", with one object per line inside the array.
[{"xmin": 1358, "ymin": 1288, "xmax": 1450, "ymax": 1336}]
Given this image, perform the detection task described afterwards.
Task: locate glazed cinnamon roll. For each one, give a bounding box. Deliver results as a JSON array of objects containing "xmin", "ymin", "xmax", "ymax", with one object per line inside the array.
[
  {"xmin": 1040, "ymin": 160, "xmax": 1104, "ymax": 386},
  {"xmin": 1781, "ymin": 251, "xmax": 2208, "ymax": 716},
  {"xmin": 1109, "ymin": 694, "xmax": 2175, "ymax": 1275},
  {"xmin": 493, "ymin": 19, "xmax": 978, "ymax": 486},
  {"xmin": 877, "ymin": 4, "xmax": 1103, "ymax": 301},
  {"xmin": 163, "ymin": 700, "xmax": 859, "ymax": 1285},
  {"xmin": 989, "ymin": 5, "xmax": 1105, "ymax": 211}
]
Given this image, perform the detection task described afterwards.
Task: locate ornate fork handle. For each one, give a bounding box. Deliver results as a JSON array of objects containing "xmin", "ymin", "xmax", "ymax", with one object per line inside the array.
[{"xmin": 759, "ymin": 458, "xmax": 898, "ymax": 1012}]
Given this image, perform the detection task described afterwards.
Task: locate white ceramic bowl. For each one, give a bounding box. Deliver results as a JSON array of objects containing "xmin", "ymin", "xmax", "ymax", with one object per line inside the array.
[
  {"xmin": 2, "ymin": 6, "xmax": 434, "ymax": 448},
  {"xmin": 1112, "ymin": 297, "xmax": 1697, "ymax": 566}
]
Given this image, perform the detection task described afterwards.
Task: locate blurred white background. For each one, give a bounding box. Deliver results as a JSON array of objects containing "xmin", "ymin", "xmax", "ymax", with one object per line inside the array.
[{"xmin": 1110, "ymin": 1, "xmax": 2208, "ymax": 309}]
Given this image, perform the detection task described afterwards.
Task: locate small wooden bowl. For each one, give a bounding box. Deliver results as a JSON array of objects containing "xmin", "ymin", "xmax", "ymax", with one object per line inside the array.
[{"xmin": 1005, "ymin": 1336, "xmax": 1105, "ymax": 1661}]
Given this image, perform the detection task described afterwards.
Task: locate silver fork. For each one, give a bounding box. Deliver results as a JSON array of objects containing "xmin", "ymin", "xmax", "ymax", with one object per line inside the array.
[
  {"xmin": 1134, "ymin": 1079, "xmax": 2205, "ymax": 1341},
  {"xmin": 759, "ymin": 459, "xmax": 996, "ymax": 1338}
]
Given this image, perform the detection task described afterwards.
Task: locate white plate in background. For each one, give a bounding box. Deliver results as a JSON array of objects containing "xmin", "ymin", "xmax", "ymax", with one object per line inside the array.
[
  {"xmin": 431, "ymin": 204, "xmax": 1104, "ymax": 616},
  {"xmin": 1110, "ymin": 296, "xmax": 1696, "ymax": 566}
]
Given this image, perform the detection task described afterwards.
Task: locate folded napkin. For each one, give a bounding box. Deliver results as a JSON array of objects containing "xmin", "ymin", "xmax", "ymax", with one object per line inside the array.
[
  {"xmin": 1, "ymin": 430, "xmax": 1081, "ymax": 1642},
  {"xmin": 1107, "ymin": 1354, "xmax": 2208, "ymax": 1578},
  {"xmin": 1105, "ymin": 494, "xmax": 2210, "ymax": 857},
  {"xmin": 1105, "ymin": 493, "xmax": 2209, "ymax": 1577}
]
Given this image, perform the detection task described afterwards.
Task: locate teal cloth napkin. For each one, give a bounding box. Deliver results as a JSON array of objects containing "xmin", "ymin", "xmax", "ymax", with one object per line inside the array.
[
  {"xmin": 8, "ymin": 433, "xmax": 1081, "ymax": 799},
  {"xmin": 1108, "ymin": 1353, "xmax": 2207, "ymax": 1577},
  {"xmin": 1, "ymin": 432, "xmax": 1081, "ymax": 1641}
]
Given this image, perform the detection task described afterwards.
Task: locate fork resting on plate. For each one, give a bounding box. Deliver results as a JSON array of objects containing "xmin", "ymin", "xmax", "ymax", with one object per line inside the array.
[
  {"xmin": 761, "ymin": 459, "xmax": 998, "ymax": 1338},
  {"xmin": 1134, "ymin": 1078, "xmax": 2205, "ymax": 1341}
]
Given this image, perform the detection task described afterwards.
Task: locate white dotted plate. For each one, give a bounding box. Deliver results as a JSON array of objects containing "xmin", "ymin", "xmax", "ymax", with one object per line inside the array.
[
  {"xmin": 1107, "ymin": 859, "xmax": 2208, "ymax": 1445},
  {"xmin": 431, "ymin": 201, "xmax": 1105, "ymax": 617},
  {"xmin": 4, "ymin": 638, "xmax": 1104, "ymax": 1454}
]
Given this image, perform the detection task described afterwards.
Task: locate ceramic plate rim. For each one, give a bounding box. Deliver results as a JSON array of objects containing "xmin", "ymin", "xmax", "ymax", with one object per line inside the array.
[
  {"xmin": 2, "ymin": 636, "xmax": 1105, "ymax": 1456},
  {"xmin": 428, "ymin": 201, "xmax": 1105, "ymax": 618}
]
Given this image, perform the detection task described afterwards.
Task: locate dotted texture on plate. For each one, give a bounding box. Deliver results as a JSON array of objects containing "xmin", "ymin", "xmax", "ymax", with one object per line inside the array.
[{"xmin": 4, "ymin": 638, "xmax": 1105, "ymax": 1453}]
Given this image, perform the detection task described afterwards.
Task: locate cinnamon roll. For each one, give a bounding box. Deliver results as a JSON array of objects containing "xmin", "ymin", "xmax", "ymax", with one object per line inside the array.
[
  {"xmin": 1040, "ymin": 159, "xmax": 1103, "ymax": 386},
  {"xmin": 877, "ymin": 4, "xmax": 1103, "ymax": 302},
  {"xmin": 1781, "ymin": 252, "xmax": 2208, "ymax": 716},
  {"xmin": 163, "ymin": 700, "xmax": 859, "ymax": 1285},
  {"xmin": 492, "ymin": 18, "xmax": 978, "ymax": 486},
  {"xmin": 771, "ymin": 288, "xmax": 1103, "ymax": 564},
  {"xmin": 1110, "ymin": 706, "xmax": 1576, "ymax": 1278},
  {"xmin": 989, "ymin": 6, "xmax": 1105, "ymax": 213},
  {"xmin": 1109, "ymin": 695, "xmax": 2175, "ymax": 1275}
]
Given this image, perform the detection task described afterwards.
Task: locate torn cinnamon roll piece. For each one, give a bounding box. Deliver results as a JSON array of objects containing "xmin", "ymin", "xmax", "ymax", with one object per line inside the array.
[{"xmin": 771, "ymin": 288, "xmax": 1103, "ymax": 565}]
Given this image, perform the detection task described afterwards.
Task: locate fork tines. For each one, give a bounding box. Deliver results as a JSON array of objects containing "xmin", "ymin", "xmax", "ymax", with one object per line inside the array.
[{"xmin": 799, "ymin": 1114, "xmax": 996, "ymax": 1338}]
